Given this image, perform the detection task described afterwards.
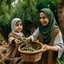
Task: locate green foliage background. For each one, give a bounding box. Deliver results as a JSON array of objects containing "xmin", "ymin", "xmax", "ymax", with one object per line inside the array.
[
  {"xmin": 0, "ymin": 0, "xmax": 64, "ymax": 64},
  {"xmin": 0, "ymin": 0, "xmax": 59, "ymax": 40}
]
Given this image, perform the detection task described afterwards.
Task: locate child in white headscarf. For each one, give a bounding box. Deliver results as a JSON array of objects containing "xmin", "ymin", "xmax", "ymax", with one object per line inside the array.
[
  {"xmin": 7, "ymin": 18, "xmax": 24, "ymax": 58},
  {"xmin": 0, "ymin": 18, "xmax": 24, "ymax": 64}
]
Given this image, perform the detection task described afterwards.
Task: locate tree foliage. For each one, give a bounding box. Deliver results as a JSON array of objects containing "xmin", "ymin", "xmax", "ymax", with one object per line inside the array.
[{"xmin": 0, "ymin": 0, "xmax": 59, "ymax": 40}]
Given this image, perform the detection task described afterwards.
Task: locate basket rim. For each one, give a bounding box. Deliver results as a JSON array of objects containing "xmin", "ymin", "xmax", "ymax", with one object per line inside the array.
[{"xmin": 18, "ymin": 41, "xmax": 43, "ymax": 54}]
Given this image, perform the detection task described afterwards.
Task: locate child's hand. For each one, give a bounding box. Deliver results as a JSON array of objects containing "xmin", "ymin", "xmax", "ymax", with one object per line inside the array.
[{"xmin": 15, "ymin": 39, "xmax": 21, "ymax": 44}]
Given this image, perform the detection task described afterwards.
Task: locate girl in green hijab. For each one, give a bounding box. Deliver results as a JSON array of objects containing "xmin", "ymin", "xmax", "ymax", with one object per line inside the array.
[{"xmin": 26, "ymin": 8, "xmax": 64, "ymax": 64}]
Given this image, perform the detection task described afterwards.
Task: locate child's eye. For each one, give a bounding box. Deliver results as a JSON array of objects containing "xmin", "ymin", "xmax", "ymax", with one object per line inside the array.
[
  {"xmin": 16, "ymin": 24, "xmax": 23, "ymax": 26},
  {"xmin": 42, "ymin": 17, "xmax": 46, "ymax": 19},
  {"xmin": 16, "ymin": 24, "xmax": 19, "ymax": 26},
  {"xmin": 20, "ymin": 24, "xmax": 23, "ymax": 26},
  {"xmin": 40, "ymin": 17, "xmax": 41, "ymax": 19}
]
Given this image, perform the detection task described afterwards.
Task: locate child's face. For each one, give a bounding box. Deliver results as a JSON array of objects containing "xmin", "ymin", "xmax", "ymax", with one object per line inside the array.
[
  {"xmin": 40, "ymin": 12, "xmax": 49, "ymax": 26},
  {"xmin": 14, "ymin": 21, "xmax": 23, "ymax": 33}
]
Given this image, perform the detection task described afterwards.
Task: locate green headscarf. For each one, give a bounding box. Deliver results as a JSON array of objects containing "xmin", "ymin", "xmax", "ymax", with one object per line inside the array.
[{"xmin": 38, "ymin": 8, "xmax": 59, "ymax": 44}]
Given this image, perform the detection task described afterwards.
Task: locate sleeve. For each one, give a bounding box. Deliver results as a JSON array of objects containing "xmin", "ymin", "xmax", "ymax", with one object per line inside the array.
[
  {"xmin": 8, "ymin": 32, "xmax": 14, "ymax": 38},
  {"xmin": 30, "ymin": 28, "xmax": 39, "ymax": 41},
  {"xmin": 54, "ymin": 31, "xmax": 64, "ymax": 58},
  {"xmin": 8, "ymin": 33, "xmax": 15, "ymax": 44}
]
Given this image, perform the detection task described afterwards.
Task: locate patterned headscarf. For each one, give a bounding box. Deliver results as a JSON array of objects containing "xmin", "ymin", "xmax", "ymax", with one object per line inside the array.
[{"xmin": 38, "ymin": 8, "xmax": 59, "ymax": 44}]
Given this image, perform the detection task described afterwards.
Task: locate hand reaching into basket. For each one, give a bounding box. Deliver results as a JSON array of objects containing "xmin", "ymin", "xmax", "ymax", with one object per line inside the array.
[
  {"xmin": 23, "ymin": 37, "xmax": 32, "ymax": 47},
  {"xmin": 25, "ymin": 37, "xmax": 31, "ymax": 42}
]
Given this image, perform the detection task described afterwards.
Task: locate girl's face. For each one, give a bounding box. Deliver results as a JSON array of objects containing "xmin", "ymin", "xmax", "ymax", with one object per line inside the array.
[
  {"xmin": 40, "ymin": 12, "xmax": 49, "ymax": 26},
  {"xmin": 14, "ymin": 21, "xmax": 23, "ymax": 33}
]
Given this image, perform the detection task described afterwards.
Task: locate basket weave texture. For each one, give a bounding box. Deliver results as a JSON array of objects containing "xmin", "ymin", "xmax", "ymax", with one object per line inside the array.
[{"xmin": 18, "ymin": 41, "xmax": 43, "ymax": 62}]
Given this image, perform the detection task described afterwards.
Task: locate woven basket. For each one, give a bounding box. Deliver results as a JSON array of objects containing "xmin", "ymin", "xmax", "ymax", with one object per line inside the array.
[{"xmin": 18, "ymin": 41, "xmax": 43, "ymax": 62}]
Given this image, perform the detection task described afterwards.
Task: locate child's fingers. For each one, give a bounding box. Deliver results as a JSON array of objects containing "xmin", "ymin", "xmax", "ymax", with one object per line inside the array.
[{"xmin": 15, "ymin": 39, "xmax": 21, "ymax": 44}]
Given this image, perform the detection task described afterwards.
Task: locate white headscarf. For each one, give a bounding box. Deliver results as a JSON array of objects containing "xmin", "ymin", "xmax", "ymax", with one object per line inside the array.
[{"xmin": 11, "ymin": 18, "xmax": 23, "ymax": 37}]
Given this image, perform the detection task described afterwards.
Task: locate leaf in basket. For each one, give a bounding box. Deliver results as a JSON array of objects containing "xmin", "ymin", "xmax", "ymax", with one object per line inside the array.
[
  {"xmin": 18, "ymin": 38, "xmax": 27, "ymax": 45},
  {"xmin": 21, "ymin": 45, "xmax": 41, "ymax": 51},
  {"xmin": 32, "ymin": 46, "xmax": 40, "ymax": 50}
]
